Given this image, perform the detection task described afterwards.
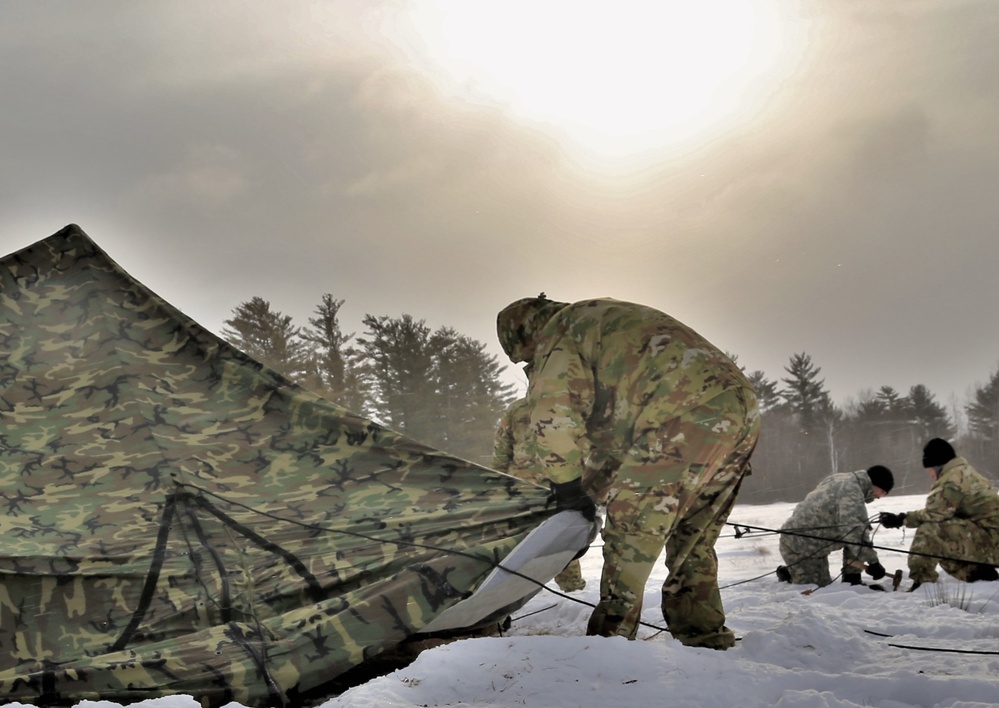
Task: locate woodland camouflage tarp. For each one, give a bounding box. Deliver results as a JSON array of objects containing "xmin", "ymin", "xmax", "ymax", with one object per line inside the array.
[{"xmin": 0, "ymin": 225, "xmax": 553, "ymax": 707}]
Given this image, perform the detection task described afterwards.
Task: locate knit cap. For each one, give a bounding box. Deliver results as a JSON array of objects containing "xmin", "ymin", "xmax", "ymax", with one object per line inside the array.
[
  {"xmin": 922, "ymin": 438, "xmax": 956, "ymax": 468},
  {"xmin": 866, "ymin": 465, "xmax": 894, "ymax": 494}
]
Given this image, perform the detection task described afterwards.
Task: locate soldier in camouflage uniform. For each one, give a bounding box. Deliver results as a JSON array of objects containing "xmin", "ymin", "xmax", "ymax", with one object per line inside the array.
[
  {"xmin": 880, "ymin": 438, "xmax": 999, "ymax": 588},
  {"xmin": 777, "ymin": 466, "xmax": 892, "ymax": 587},
  {"xmin": 496, "ymin": 295, "xmax": 760, "ymax": 649},
  {"xmin": 493, "ymin": 386, "xmax": 587, "ymax": 592}
]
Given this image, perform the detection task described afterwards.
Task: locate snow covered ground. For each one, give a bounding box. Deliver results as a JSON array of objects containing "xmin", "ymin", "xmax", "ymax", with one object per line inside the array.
[{"xmin": 9, "ymin": 492, "xmax": 999, "ymax": 708}]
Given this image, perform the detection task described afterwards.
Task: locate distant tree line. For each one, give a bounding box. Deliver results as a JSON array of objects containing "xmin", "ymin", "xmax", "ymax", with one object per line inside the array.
[
  {"xmin": 737, "ymin": 352, "xmax": 999, "ymax": 503},
  {"xmin": 221, "ymin": 296, "xmax": 999, "ymax": 503},
  {"xmin": 221, "ymin": 295, "xmax": 514, "ymax": 466}
]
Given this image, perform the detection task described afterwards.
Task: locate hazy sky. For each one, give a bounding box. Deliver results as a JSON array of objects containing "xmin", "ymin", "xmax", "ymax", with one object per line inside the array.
[{"xmin": 3, "ymin": 0, "xmax": 998, "ymax": 416}]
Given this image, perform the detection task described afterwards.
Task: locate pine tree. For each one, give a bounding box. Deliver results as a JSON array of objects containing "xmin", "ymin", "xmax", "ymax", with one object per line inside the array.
[
  {"xmin": 849, "ymin": 391, "xmax": 886, "ymax": 424},
  {"xmin": 875, "ymin": 386, "xmax": 906, "ymax": 418},
  {"xmin": 778, "ymin": 352, "xmax": 839, "ymax": 481},
  {"xmin": 221, "ymin": 297, "xmax": 311, "ymax": 380},
  {"xmin": 357, "ymin": 314, "xmax": 438, "ymax": 441},
  {"xmin": 430, "ymin": 327, "xmax": 515, "ymax": 464},
  {"xmin": 745, "ymin": 369, "xmax": 783, "ymax": 414},
  {"xmin": 301, "ymin": 294, "xmax": 371, "ymax": 415},
  {"xmin": 966, "ymin": 368, "xmax": 999, "ymax": 442},
  {"xmin": 780, "ymin": 352, "xmax": 836, "ymax": 434},
  {"xmin": 906, "ymin": 384, "xmax": 954, "ymax": 440},
  {"xmin": 357, "ymin": 315, "xmax": 514, "ymax": 462}
]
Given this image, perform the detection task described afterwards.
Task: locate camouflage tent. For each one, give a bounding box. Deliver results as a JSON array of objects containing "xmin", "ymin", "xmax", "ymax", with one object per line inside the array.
[{"xmin": 0, "ymin": 225, "xmax": 552, "ymax": 706}]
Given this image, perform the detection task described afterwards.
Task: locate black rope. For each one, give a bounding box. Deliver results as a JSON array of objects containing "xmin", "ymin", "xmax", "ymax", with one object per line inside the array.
[
  {"xmin": 726, "ymin": 520, "xmax": 988, "ymax": 568},
  {"xmin": 110, "ymin": 479, "xmax": 999, "ymax": 699},
  {"xmin": 225, "ymin": 621, "xmax": 286, "ymax": 707},
  {"xmin": 181, "ymin": 483, "xmax": 992, "ymax": 635},
  {"xmin": 187, "ymin": 491, "xmax": 325, "ymax": 602},
  {"xmin": 176, "ymin": 484, "xmax": 989, "ymax": 641},
  {"xmin": 177, "ymin": 499, "xmax": 286, "ymax": 708},
  {"xmin": 109, "ymin": 493, "xmax": 178, "ymax": 652},
  {"xmin": 863, "ymin": 629, "xmax": 999, "ymax": 655},
  {"xmin": 511, "ymin": 603, "xmax": 558, "ymax": 622},
  {"xmin": 723, "ymin": 521, "xmax": 869, "ymax": 540},
  {"xmin": 720, "ymin": 569, "xmax": 783, "ymax": 589},
  {"xmin": 179, "ymin": 482, "xmax": 674, "ymax": 634},
  {"xmin": 109, "ymin": 489, "xmax": 309, "ymax": 707},
  {"xmin": 721, "ymin": 520, "xmax": 863, "ymax": 590},
  {"xmin": 179, "ymin": 502, "xmax": 234, "ymax": 623}
]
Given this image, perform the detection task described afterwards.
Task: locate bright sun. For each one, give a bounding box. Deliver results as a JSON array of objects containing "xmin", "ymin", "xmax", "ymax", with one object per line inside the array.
[{"xmin": 398, "ymin": 0, "xmax": 799, "ymax": 163}]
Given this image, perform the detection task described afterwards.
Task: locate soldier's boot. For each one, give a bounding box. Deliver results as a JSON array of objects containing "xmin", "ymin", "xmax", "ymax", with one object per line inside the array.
[
  {"xmin": 775, "ymin": 565, "xmax": 791, "ymax": 583},
  {"xmin": 670, "ymin": 625, "xmax": 737, "ymax": 650},
  {"xmin": 968, "ymin": 564, "xmax": 999, "ymax": 582},
  {"xmin": 586, "ymin": 605, "xmax": 630, "ymax": 638},
  {"xmin": 907, "ymin": 563, "xmax": 939, "ymax": 588},
  {"xmin": 907, "ymin": 570, "xmax": 936, "ymax": 592}
]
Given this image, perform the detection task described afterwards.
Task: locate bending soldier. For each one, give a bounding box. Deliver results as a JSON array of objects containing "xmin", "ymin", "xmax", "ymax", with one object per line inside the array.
[
  {"xmin": 777, "ymin": 466, "xmax": 892, "ymax": 587},
  {"xmin": 496, "ymin": 295, "xmax": 759, "ymax": 649}
]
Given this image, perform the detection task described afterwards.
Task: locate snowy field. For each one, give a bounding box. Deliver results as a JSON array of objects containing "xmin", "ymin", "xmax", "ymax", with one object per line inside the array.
[{"xmin": 8, "ymin": 492, "xmax": 999, "ymax": 708}]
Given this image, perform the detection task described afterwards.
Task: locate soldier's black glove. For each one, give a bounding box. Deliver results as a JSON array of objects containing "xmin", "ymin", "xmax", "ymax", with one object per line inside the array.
[
  {"xmin": 550, "ymin": 478, "xmax": 597, "ymax": 523},
  {"xmin": 879, "ymin": 512, "xmax": 906, "ymax": 529},
  {"xmin": 866, "ymin": 562, "xmax": 886, "ymax": 580},
  {"xmin": 842, "ymin": 572, "xmax": 863, "ymax": 586}
]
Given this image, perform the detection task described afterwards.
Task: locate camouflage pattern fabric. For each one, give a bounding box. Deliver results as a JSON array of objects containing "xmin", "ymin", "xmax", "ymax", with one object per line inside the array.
[
  {"xmin": 552, "ymin": 559, "xmax": 586, "ymax": 592},
  {"xmin": 778, "ymin": 470, "xmax": 881, "ymax": 586},
  {"xmin": 492, "ymin": 396, "xmax": 545, "ymax": 486},
  {"xmin": 903, "ymin": 456, "xmax": 999, "ymax": 583},
  {"xmin": 495, "ymin": 297, "xmax": 568, "ymax": 364},
  {"xmin": 497, "ymin": 297, "xmax": 759, "ymax": 648},
  {"xmin": 492, "ymin": 395, "xmax": 585, "ymax": 592},
  {"xmin": 0, "ymin": 226, "xmax": 553, "ymax": 707}
]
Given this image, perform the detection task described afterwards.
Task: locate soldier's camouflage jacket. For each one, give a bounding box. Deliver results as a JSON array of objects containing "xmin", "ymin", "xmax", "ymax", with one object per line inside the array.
[
  {"xmin": 779, "ymin": 470, "xmax": 880, "ymax": 567},
  {"xmin": 904, "ymin": 457, "xmax": 999, "ymax": 530},
  {"xmin": 492, "ymin": 396, "xmax": 546, "ymax": 486},
  {"xmin": 510, "ymin": 297, "xmax": 753, "ymax": 486}
]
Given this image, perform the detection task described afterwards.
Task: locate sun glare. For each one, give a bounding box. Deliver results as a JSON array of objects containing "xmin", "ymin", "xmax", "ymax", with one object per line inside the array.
[{"xmin": 398, "ymin": 0, "xmax": 798, "ymax": 164}]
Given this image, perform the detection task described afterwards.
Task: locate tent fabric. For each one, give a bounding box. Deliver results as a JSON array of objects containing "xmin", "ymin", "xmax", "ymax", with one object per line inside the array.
[{"xmin": 0, "ymin": 225, "xmax": 552, "ymax": 706}]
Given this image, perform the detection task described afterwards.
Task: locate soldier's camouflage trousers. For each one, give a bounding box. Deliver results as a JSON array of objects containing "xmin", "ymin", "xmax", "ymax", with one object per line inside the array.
[
  {"xmin": 586, "ymin": 386, "xmax": 760, "ymax": 649},
  {"xmin": 554, "ymin": 559, "xmax": 586, "ymax": 592},
  {"xmin": 908, "ymin": 519, "xmax": 999, "ymax": 583},
  {"xmin": 778, "ymin": 536, "xmax": 843, "ymax": 587}
]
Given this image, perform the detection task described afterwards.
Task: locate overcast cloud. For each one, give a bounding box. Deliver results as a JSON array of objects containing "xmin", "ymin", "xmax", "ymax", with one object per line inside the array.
[{"xmin": 2, "ymin": 0, "xmax": 998, "ymax": 417}]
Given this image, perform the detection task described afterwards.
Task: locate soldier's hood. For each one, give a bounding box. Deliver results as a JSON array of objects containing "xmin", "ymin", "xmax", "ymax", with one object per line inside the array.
[{"xmin": 496, "ymin": 296, "xmax": 569, "ymax": 363}]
